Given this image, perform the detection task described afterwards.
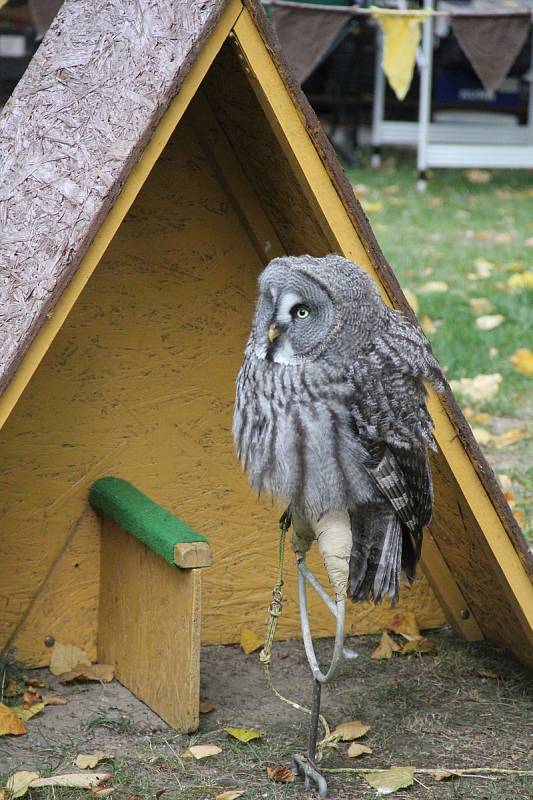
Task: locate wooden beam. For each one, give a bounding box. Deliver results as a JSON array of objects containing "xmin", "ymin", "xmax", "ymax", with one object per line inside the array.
[
  {"xmin": 232, "ymin": 8, "xmax": 533, "ymax": 662},
  {"xmin": 174, "ymin": 541, "xmax": 213, "ymax": 569},
  {"xmin": 0, "ymin": 0, "xmax": 244, "ymax": 433}
]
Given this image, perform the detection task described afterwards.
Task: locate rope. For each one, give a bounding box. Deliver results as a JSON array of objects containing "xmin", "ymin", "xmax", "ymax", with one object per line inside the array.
[{"xmin": 259, "ymin": 514, "xmax": 331, "ymax": 750}]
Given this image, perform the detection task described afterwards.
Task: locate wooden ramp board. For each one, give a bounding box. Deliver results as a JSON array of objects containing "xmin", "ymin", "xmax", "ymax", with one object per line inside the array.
[{"xmin": 0, "ymin": 0, "xmax": 531, "ymax": 668}]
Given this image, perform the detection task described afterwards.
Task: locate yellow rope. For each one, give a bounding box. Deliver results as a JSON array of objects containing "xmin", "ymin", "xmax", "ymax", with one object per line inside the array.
[{"xmin": 259, "ymin": 515, "xmax": 331, "ymax": 751}]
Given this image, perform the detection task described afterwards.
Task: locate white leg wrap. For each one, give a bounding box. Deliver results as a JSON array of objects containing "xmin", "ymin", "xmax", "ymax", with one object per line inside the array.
[{"xmin": 311, "ymin": 511, "xmax": 352, "ymax": 600}]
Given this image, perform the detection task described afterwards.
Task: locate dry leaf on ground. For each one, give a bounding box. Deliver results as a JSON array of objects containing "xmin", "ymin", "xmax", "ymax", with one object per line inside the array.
[
  {"xmin": 91, "ymin": 787, "xmax": 114, "ymax": 797},
  {"xmin": 387, "ymin": 611, "xmax": 422, "ymax": 641},
  {"xmin": 183, "ymin": 744, "xmax": 222, "ymax": 760},
  {"xmin": 49, "ymin": 642, "xmax": 91, "ymax": 676},
  {"xmin": 478, "ymin": 670, "xmax": 499, "ymax": 679},
  {"xmin": 514, "ymin": 509, "xmax": 525, "ymax": 526},
  {"xmin": 469, "ymin": 297, "xmax": 493, "ymax": 315},
  {"xmin": 3, "ymin": 771, "xmax": 39, "ymax": 799},
  {"xmin": 363, "ymin": 766, "xmax": 415, "ymax": 794},
  {"xmin": 419, "ymin": 280, "xmax": 448, "ymax": 294},
  {"xmin": 508, "ymin": 271, "xmax": 533, "ymax": 289},
  {"xmin": 401, "ymin": 637, "xmax": 434, "ymax": 655},
  {"xmin": 31, "ymin": 773, "xmax": 111, "ymax": 789},
  {"xmin": 75, "ymin": 751, "xmax": 112, "ymax": 769},
  {"xmin": 0, "ymin": 703, "xmax": 27, "ymax": 736},
  {"xmin": 493, "ymin": 428, "xmax": 527, "ymax": 448},
  {"xmin": 11, "ymin": 702, "xmax": 44, "ymax": 721},
  {"xmin": 22, "ymin": 688, "xmax": 41, "ymax": 708},
  {"xmin": 449, "ymin": 373, "xmax": 502, "ymax": 404},
  {"xmin": 224, "ymin": 727, "xmax": 261, "ymax": 743},
  {"xmin": 347, "ymin": 742, "xmax": 372, "ymax": 758},
  {"xmin": 466, "ymin": 169, "xmax": 491, "ymax": 184},
  {"xmin": 266, "ymin": 764, "xmax": 295, "ymax": 783},
  {"xmin": 472, "ymin": 427, "xmax": 492, "ymax": 445},
  {"xmin": 215, "ymin": 792, "xmax": 245, "ymax": 800},
  {"xmin": 361, "ymin": 200, "xmax": 383, "ymax": 214},
  {"xmin": 511, "ymin": 348, "xmax": 533, "ymax": 377},
  {"xmin": 402, "ymin": 288, "xmax": 419, "ymax": 314},
  {"xmin": 524, "ymin": 237, "xmax": 533, "ymax": 247},
  {"xmin": 239, "ymin": 627, "xmax": 263, "ymax": 655},
  {"xmin": 494, "ymin": 232, "xmax": 513, "ymax": 243},
  {"xmin": 420, "ymin": 314, "xmax": 437, "ymax": 335},
  {"xmin": 3, "ymin": 679, "xmax": 22, "ymax": 698},
  {"xmin": 41, "ymin": 691, "xmax": 67, "ymax": 706},
  {"xmin": 332, "ymin": 720, "xmax": 370, "ymax": 741},
  {"xmin": 199, "ymin": 698, "xmax": 216, "ymax": 714},
  {"xmin": 475, "ymin": 314, "xmax": 504, "ymax": 331},
  {"xmin": 59, "ymin": 663, "xmax": 114, "ymax": 683},
  {"xmin": 352, "ymin": 183, "xmax": 370, "ymax": 197},
  {"xmin": 371, "ymin": 631, "xmax": 400, "ymax": 660},
  {"xmin": 431, "ymin": 770, "xmax": 454, "ymax": 781}
]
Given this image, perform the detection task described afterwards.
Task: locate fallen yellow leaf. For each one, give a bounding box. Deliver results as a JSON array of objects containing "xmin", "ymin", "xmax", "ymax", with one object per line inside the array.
[
  {"xmin": 431, "ymin": 770, "xmax": 454, "ymax": 781},
  {"xmin": 332, "ymin": 720, "xmax": 370, "ymax": 741},
  {"xmin": 469, "ymin": 297, "xmax": 493, "ymax": 315},
  {"xmin": 347, "ymin": 742, "xmax": 373, "ymax": 757},
  {"xmin": 239, "ymin": 627, "xmax": 263, "ymax": 655},
  {"xmin": 49, "ymin": 642, "xmax": 91, "ymax": 676},
  {"xmin": 215, "ymin": 792, "xmax": 245, "ymax": 800},
  {"xmin": 41, "ymin": 691, "xmax": 67, "ymax": 706},
  {"xmin": 387, "ymin": 611, "xmax": 422, "ymax": 640},
  {"xmin": 224, "ymin": 727, "xmax": 261, "ymax": 743},
  {"xmin": 183, "ymin": 744, "xmax": 222, "ymax": 760},
  {"xmin": 513, "ymin": 510, "xmax": 525, "ymax": 527},
  {"xmin": 494, "ymin": 232, "xmax": 513, "ymax": 243},
  {"xmin": 30, "ymin": 774, "xmax": 111, "ymax": 789},
  {"xmin": 22, "ymin": 688, "xmax": 41, "ymax": 708},
  {"xmin": 59, "ymin": 663, "xmax": 114, "ymax": 683},
  {"xmin": 475, "ymin": 314, "xmax": 504, "ymax": 331},
  {"xmin": 478, "ymin": 670, "xmax": 499, "ymax": 680},
  {"xmin": 4, "ymin": 772, "xmax": 39, "ymax": 799},
  {"xmin": 371, "ymin": 631, "xmax": 400, "ymax": 660},
  {"xmin": 0, "ymin": 703, "xmax": 27, "ymax": 736},
  {"xmin": 363, "ymin": 766, "xmax": 415, "ymax": 794},
  {"xmin": 266, "ymin": 764, "xmax": 295, "ymax": 783},
  {"xmin": 420, "ymin": 314, "xmax": 437, "ymax": 335},
  {"xmin": 91, "ymin": 788, "xmax": 114, "ymax": 798},
  {"xmin": 361, "ymin": 200, "xmax": 383, "ymax": 214},
  {"xmin": 401, "ymin": 637, "xmax": 434, "ymax": 655},
  {"xmin": 11, "ymin": 702, "xmax": 44, "ymax": 721},
  {"xmin": 466, "ymin": 169, "xmax": 491, "ymax": 184},
  {"xmin": 508, "ymin": 271, "xmax": 533, "ymax": 289},
  {"xmin": 492, "ymin": 428, "xmax": 526, "ymax": 448},
  {"xmin": 510, "ymin": 348, "xmax": 533, "ymax": 377},
  {"xmin": 75, "ymin": 751, "xmax": 112, "ymax": 769},
  {"xmin": 352, "ymin": 183, "xmax": 370, "ymax": 197},
  {"xmin": 402, "ymin": 288, "xmax": 419, "ymax": 314},
  {"xmin": 419, "ymin": 280, "xmax": 448, "ymax": 294},
  {"xmin": 449, "ymin": 373, "xmax": 502, "ymax": 404},
  {"xmin": 199, "ymin": 698, "xmax": 216, "ymax": 714},
  {"xmin": 471, "ymin": 427, "xmax": 493, "ymax": 445}
]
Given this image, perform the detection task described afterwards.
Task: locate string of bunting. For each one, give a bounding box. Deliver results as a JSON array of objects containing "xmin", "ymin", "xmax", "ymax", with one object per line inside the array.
[{"xmin": 269, "ymin": 1, "xmax": 533, "ymax": 100}]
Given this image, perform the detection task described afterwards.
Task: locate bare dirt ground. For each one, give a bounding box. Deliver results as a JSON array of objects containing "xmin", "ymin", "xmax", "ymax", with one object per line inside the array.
[{"xmin": 2, "ymin": 629, "xmax": 532, "ymax": 799}]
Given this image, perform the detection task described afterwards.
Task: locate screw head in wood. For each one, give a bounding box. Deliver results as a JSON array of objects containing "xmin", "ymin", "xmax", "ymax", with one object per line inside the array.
[
  {"xmin": 460, "ymin": 608, "xmax": 470, "ymax": 620},
  {"xmin": 44, "ymin": 635, "xmax": 55, "ymax": 647}
]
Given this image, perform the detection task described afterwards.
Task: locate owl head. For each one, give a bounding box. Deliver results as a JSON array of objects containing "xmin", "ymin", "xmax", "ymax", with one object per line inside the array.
[{"xmin": 250, "ymin": 255, "xmax": 386, "ymax": 364}]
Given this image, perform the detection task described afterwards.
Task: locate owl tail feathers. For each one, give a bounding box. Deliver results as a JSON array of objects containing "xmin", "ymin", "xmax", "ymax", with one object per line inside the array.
[{"xmin": 348, "ymin": 509, "xmax": 402, "ymax": 605}]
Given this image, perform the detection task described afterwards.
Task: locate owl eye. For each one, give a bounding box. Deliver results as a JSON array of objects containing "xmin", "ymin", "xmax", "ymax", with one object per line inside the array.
[{"xmin": 292, "ymin": 304, "xmax": 310, "ymax": 320}]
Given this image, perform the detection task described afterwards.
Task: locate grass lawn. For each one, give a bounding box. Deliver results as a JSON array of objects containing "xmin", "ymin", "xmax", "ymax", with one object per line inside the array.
[{"xmin": 345, "ymin": 154, "xmax": 533, "ymax": 541}]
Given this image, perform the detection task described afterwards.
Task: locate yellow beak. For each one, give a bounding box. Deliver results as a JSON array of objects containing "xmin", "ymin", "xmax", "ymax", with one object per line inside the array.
[{"xmin": 268, "ymin": 323, "xmax": 280, "ymax": 344}]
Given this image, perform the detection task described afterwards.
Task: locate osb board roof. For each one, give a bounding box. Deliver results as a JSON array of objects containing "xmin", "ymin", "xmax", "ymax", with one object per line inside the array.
[{"xmin": 0, "ymin": 0, "xmax": 530, "ymax": 577}]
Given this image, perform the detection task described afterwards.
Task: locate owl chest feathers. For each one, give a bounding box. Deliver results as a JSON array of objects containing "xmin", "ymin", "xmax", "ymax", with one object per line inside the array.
[{"xmin": 233, "ymin": 354, "xmax": 381, "ymax": 521}]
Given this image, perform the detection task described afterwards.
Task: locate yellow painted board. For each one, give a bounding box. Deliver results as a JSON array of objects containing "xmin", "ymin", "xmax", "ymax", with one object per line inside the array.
[
  {"xmin": 0, "ymin": 110, "xmax": 443, "ymax": 666},
  {"xmin": 99, "ymin": 520, "xmax": 202, "ymax": 732},
  {"xmin": 0, "ymin": 0, "xmax": 244, "ymax": 434}
]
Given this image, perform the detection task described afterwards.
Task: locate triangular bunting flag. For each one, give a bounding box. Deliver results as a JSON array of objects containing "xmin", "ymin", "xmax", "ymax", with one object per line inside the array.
[
  {"xmin": 371, "ymin": 9, "xmax": 430, "ymax": 101},
  {"xmin": 451, "ymin": 13, "xmax": 530, "ymax": 95},
  {"xmin": 271, "ymin": 4, "xmax": 352, "ymax": 84}
]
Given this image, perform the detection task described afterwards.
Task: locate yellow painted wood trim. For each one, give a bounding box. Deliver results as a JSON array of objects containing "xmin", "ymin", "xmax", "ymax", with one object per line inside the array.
[
  {"xmin": 0, "ymin": 0, "xmax": 244, "ymax": 433},
  {"xmin": 233, "ymin": 8, "xmax": 533, "ymax": 643}
]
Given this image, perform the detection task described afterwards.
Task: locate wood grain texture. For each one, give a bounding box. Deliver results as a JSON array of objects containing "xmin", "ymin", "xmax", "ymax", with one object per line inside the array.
[
  {"xmin": 99, "ymin": 520, "xmax": 201, "ymax": 732},
  {"xmin": 174, "ymin": 542, "xmax": 213, "ymax": 569},
  {"xmin": 0, "ymin": 107, "xmax": 443, "ymax": 666}
]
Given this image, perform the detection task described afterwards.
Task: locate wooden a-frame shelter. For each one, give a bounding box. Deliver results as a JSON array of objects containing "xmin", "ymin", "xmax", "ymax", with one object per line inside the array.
[{"xmin": 0, "ymin": 0, "xmax": 532, "ymax": 675}]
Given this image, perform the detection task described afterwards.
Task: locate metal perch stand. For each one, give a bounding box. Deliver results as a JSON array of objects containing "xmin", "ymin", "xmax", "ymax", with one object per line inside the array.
[{"xmin": 292, "ymin": 557, "xmax": 347, "ymax": 798}]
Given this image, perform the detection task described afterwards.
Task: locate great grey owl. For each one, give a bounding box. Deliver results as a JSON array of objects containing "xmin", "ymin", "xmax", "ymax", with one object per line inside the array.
[{"xmin": 233, "ymin": 255, "xmax": 444, "ymax": 603}]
